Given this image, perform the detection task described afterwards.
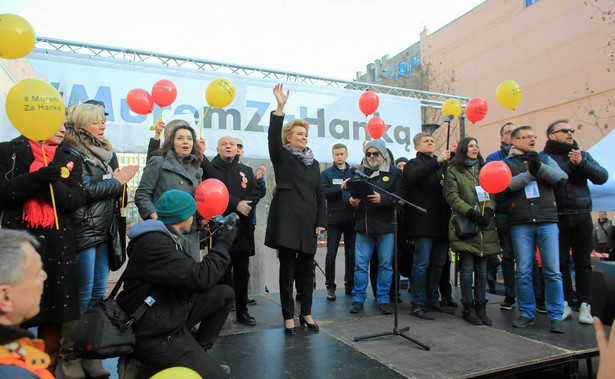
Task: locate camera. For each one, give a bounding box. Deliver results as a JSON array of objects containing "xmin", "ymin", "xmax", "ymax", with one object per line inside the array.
[
  {"xmin": 208, "ymin": 213, "xmax": 239, "ymax": 231},
  {"xmin": 591, "ymin": 261, "xmax": 615, "ymax": 326}
]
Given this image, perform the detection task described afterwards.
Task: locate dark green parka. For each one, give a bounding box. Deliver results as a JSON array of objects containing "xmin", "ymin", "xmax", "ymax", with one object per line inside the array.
[{"xmin": 443, "ymin": 162, "xmax": 499, "ymax": 256}]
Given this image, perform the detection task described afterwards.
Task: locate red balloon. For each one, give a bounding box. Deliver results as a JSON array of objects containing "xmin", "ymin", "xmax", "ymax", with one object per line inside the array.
[
  {"xmin": 195, "ymin": 179, "xmax": 230, "ymax": 219},
  {"xmin": 126, "ymin": 89, "xmax": 154, "ymax": 115},
  {"xmin": 152, "ymin": 79, "xmax": 178, "ymax": 107},
  {"xmin": 359, "ymin": 91, "xmax": 379, "ymax": 116},
  {"xmin": 465, "ymin": 97, "xmax": 488, "ymax": 123},
  {"xmin": 367, "ymin": 117, "xmax": 386, "ymax": 139},
  {"xmin": 479, "ymin": 161, "xmax": 512, "ymax": 194}
]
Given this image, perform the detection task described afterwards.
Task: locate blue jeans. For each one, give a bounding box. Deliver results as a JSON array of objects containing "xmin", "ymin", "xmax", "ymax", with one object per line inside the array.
[
  {"xmin": 459, "ymin": 252, "xmax": 487, "ymax": 303},
  {"xmin": 76, "ymin": 243, "xmax": 110, "ymax": 312},
  {"xmin": 411, "ymin": 237, "xmax": 448, "ymax": 306},
  {"xmin": 511, "ymin": 223, "xmax": 564, "ymax": 320},
  {"xmin": 353, "ymin": 233, "xmax": 394, "ymax": 304}
]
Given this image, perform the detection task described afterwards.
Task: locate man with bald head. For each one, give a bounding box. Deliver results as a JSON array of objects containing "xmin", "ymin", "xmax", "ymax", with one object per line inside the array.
[{"xmin": 211, "ymin": 136, "xmax": 262, "ymax": 326}]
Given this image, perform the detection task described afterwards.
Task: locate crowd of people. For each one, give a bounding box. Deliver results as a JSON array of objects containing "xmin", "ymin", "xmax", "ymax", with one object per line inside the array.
[{"xmin": 0, "ymin": 85, "xmax": 613, "ymax": 378}]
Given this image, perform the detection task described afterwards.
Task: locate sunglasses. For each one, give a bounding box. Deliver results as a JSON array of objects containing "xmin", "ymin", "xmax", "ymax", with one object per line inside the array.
[
  {"xmin": 553, "ymin": 128, "xmax": 575, "ymax": 134},
  {"xmin": 514, "ymin": 135, "xmax": 538, "ymax": 140},
  {"xmin": 365, "ymin": 151, "xmax": 380, "ymax": 158}
]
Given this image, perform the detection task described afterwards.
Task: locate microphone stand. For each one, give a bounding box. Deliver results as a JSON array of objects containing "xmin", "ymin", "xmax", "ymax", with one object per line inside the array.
[{"xmin": 352, "ymin": 178, "xmax": 430, "ymax": 351}]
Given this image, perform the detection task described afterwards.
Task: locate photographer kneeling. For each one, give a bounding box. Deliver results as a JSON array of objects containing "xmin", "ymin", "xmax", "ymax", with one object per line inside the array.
[{"xmin": 117, "ymin": 189, "xmax": 235, "ymax": 378}]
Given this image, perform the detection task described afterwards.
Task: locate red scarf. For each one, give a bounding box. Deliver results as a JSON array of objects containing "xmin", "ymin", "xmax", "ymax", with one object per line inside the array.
[{"xmin": 22, "ymin": 140, "xmax": 59, "ymax": 229}]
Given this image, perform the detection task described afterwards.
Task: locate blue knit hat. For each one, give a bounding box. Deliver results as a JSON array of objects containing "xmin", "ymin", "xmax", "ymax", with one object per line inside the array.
[{"xmin": 156, "ymin": 190, "xmax": 197, "ymax": 225}]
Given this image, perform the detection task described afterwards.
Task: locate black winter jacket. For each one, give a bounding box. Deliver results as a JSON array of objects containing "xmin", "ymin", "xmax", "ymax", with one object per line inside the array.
[
  {"xmin": 211, "ymin": 155, "xmax": 261, "ymax": 255},
  {"xmin": 543, "ymin": 140, "xmax": 608, "ymax": 214},
  {"xmin": 343, "ymin": 162, "xmax": 402, "ymax": 235},
  {"xmin": 321, "ymin": 163, "xmax": 354, "ymax": 226},
  {"xmin": 398, "ymin": 152, "xmax": 450, "ymax": 238},
  {"xmin": 504, "ymin": 149, "xmax": 567, "ymax": 225},
  {"xmin": 117, "ymin": 220, "xmax": 230, "ymax": 338},
  {"xmin": 67, "ymin": 146, "xmax": 123, "ymax": 251}
]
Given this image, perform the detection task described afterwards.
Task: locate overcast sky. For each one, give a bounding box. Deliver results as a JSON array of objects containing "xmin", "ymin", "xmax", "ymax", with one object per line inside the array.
[{"xmin": 3, "ymin": 0, "xmax": 485, "ymax": 80}]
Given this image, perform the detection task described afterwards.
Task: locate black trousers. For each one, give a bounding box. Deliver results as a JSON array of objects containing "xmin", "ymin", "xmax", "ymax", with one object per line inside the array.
[
  {"xmin": 439, "ymin": 253, "xmax": 452, "ymax": 298},
  {"xmin": 219, "ymin": 251, "xmax": 251, "ymax": 313},
  {"xmin": 134, "ymin": 284, "xmax": 234, "ymax": 379},
  {"xmin": 558, "ymin": 213, "xmax": 594, "ymax": 304},
  {"xmin": 279, "ymin": 248, "xmax": 314, "ymax": 320},
  {"xmin": 324, "ymin": 223, "xmax": 356, "ymax": 291}
]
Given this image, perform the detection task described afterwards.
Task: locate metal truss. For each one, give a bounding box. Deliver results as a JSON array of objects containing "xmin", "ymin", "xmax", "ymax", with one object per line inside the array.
[{"xmin": 34, "ymin": 37, "xmax": 470, "ymax": 108}]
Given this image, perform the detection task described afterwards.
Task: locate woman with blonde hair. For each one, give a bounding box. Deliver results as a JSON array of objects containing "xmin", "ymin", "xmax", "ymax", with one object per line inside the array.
[
  {"xmin": 266, "ymin": 84, "xmax": 327, "ymax": 335},
  {"xmin": 135, "ymin": 120, "xmax": 205, "ymax": 261},
  {"xmin": 63, "ymin": 103, "xmax": 139, "ymax": 377}
]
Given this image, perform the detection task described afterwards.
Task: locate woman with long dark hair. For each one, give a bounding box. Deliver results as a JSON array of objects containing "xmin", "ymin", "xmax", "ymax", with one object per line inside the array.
[
  {"xmin": 266, "ymin": 84, "xmax": 327, "ymax": 335},
  {"xmin": 0, "ymin": 118, "xmax": 85, "ymax": 377},
  {"xmin": 443, "ymin": 137, "xmax": 499, "ymax": 326},
  {"xmin": 135, "ymin": 120, "xmax": 204, "ymax": 261}
]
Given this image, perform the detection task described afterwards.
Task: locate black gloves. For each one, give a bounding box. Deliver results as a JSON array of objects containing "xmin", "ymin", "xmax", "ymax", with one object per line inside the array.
[
  {"xmin": 214, "ymin": 224, "xmax": 237, "ymax": 251},
  {"xmin": 526, "ymin": 151, "xmax": 541, "ymax": 177},
  {"xmin": 34, "ymin": 166, "xmax": 62, "ymax": 184},
  {"xmin": 478, "ymin": 208, "xmax": 494, "ymax": 227},
  {"xmin": 465, "ymin": 209, "xmax": 481, "ymax": 223}
]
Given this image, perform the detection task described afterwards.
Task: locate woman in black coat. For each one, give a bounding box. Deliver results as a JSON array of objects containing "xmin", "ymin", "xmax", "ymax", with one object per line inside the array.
[
  {"xmin": 265, "ymin": 84, "xmax": 327, "ymax": 335},
  {"xmin": 0, "ymin": 122, "xmax": 85, "ymax": 375}
]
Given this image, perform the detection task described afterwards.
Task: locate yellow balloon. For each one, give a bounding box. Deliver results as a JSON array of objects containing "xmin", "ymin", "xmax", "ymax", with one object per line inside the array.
[
  {"xmin": 0, "ymin": 14, "xmax": 36, "ymax": 59},
  {"xmin": 496, "ymin": 80, "xmax": 522, "ymax": 110},
  {"xmin": 206, "ymin": 78, "xmax": 236, "ymax": 108},
  {"xmin": 5, "ymin": 79, "xmax": 65, "ymax": 141},
  {"xmin": 442, "ymin": 98, "xmax": 462, "ymax": 119},
  {"xmin": 150, "ymin": 367, "xmax": 202, "ymax": 379}
]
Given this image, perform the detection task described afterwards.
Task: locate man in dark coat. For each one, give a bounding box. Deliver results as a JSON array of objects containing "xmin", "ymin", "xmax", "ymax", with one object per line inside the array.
[
  {"xmin": 344, "ymin": 139, "xmax": 402, "ymax": 315},
  {"xmin": 543, "ymin": 119, "xmax": 608, "ymax": 325},
  {"xmin": 321, "ymin": 143, "xmax": 356, "ymax": 300},
  {"xmin": 117, "ymin": 190, "xmax": 235, "ymax": 378},
  {"xmin": 399, "ymin": 132, "xmax": 454, "ymax": 320},
  {"xmin": 211, "ymin": 136, "xmax": 261, "ymax": 326}
]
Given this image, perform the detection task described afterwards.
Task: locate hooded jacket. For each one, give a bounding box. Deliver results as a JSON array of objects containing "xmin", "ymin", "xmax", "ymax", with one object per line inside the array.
[
  {"xmin": 116, "ymin": 219, "xmax": 230, "ymax": 337},
  {"xmin": 504, "ymin": 149, "xmax": 567, "ymax": 225}
]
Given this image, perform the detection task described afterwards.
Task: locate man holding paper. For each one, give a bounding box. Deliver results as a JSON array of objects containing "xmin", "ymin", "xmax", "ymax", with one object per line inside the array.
[{"xmin": 342, "ymin": 139, "xmax": 402, "ymax": 315}]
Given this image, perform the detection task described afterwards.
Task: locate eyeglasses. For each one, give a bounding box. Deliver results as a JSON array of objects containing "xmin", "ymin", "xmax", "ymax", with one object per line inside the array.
[
  {"xmin": 514, "ymin": 135, "xmax": 537, "ymax": 140},
  {"xmin": 365, "ymin": 151, "xmax": 380, "ymax": 158},
  {"xmin": 553, "ymin": 128, "xmax": 575, "ymax": 134},
  {"xmin": 502, "ymin": 130, "xmax": 513, "ymax": 135}
]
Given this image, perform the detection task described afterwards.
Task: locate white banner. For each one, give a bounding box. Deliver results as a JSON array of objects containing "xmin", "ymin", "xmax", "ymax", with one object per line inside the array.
[{"xmin": 5, "ymin": 51, "xmax": 422, "ymax": 164}]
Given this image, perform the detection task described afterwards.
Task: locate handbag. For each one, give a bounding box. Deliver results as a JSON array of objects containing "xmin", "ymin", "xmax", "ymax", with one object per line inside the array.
[
  {"xmin": 75, "ymin": 275, "xmax": 133, "ymax": 358},
  {"xmin": 452, "ymin": 214, "xmax": 479, "ymax": 239},
  {"xmin": 108, "ymin": 212, "xmax": 127, "ymax": 271},
  {"xmin": 74, "ymin": 274, "xmax": 155, "ymax": 359}
]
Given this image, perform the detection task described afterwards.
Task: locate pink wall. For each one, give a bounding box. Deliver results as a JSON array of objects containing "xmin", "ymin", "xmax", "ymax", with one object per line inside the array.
[{"xmin": 421, "ymin": 0, "xmax": 614, "ymax": 155}]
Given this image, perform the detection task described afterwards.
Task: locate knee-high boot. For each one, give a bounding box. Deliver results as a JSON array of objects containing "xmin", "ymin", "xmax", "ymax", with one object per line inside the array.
[
  {"xmin": 38, "ymin": 323, "xmax": 62, "ymax": 377},
  {"xmin": 81, "ymin": 358, "xmax": 110, "ymax": 378},
  {"xmin": 60, "ymin": 321, "xmax": 86, "ymax": 379}
]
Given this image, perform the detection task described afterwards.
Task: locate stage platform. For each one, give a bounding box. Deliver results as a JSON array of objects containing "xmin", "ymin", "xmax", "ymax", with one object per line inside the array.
[
  {"xmin": 207, "ymin": 288, "xmax": 603, "ymax": 379},
  {"xmin": 93, "ymin": 286, "xmax": 603, "ymax": 379}
]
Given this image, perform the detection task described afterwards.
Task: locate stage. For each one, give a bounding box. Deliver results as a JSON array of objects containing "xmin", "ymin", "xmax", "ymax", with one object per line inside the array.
[{"xmin": 206, "ymin": 288, "xmax": 602, "ymax": 379}]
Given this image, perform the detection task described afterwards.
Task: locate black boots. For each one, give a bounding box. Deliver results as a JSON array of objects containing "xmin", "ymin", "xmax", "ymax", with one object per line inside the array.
[
  {"xmin": 462, "ymin": 301, "xmax": 482, "ymax": 325},
  {"xmin": 475, "ymin": 301, "xmax": 493, "ymax": 326}
]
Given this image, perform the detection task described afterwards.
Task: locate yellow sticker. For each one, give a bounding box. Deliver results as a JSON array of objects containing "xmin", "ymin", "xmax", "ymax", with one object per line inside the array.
[
  {"xmin": 382, "ymin": 176, "xmax": 389, "ymax": 182},
  {"xmin": 242, "ymin": 177, "xmax": 248, "ymax": 183},
  {"xmin": 61, "ymin": 167, "xmax": 70, "ymax": 178}
]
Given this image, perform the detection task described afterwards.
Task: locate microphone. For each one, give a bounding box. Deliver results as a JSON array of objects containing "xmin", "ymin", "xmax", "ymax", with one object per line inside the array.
[{"xmin": 350, "ymin": 167, "xmax": 370, "ymax": 180}]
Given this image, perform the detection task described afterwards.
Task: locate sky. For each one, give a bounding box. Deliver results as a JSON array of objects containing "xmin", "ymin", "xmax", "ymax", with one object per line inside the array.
[{"xmin": 2, "ymin": 0, "xmax": 486, "ymax": 80}]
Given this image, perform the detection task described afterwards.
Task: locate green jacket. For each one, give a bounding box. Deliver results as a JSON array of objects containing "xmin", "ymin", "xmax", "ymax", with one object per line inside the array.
[{"xmin": 443, "ymin": 163, "xmax": 499, "ymax": 256}]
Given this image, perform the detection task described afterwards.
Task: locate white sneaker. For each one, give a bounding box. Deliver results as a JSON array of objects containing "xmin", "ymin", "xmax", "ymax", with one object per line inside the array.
[
  {"xmin": 562, "ymin": 301, "xmax": 572, "ymax": 321},
  {"xmin": 578, "ymin": 302, "xmax": 594, "ymax": 324}
]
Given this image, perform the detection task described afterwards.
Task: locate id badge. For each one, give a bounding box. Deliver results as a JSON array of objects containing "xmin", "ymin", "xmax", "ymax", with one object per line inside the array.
[
  {"xmin": 332, "ymin": 178, "xmax": 344, "ymax": 185},
  {"xmin": 475, "ymin": 186, "xmax": 490, "ymax": 202},
  {"xmin": 524, "ymin": 181, "xmax": 540, "ymax": 199},
  {"xmin": 102, "ymin": 173, "xmax": 112, "ymax": 180}
]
